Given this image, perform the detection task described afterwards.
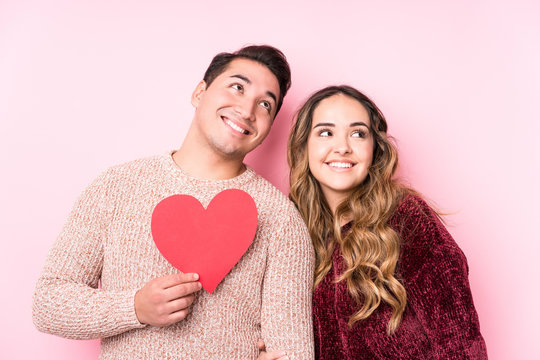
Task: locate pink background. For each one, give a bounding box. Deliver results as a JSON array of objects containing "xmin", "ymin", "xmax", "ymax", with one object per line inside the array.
[{"xmin": 1, "ymin": 1, "xmax": 538, "ymax": 358}]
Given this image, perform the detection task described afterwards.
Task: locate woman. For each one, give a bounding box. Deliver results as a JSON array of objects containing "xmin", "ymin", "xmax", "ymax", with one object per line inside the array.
[{"xmin": 259, "ymin": 86, "xmax": 487, "ymax": 359}]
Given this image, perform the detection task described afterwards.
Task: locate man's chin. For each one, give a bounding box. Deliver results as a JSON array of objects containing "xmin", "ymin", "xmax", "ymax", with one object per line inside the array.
[{"xmin": 213, "ymin": 146, "xmax": 248, "ymax": 161}]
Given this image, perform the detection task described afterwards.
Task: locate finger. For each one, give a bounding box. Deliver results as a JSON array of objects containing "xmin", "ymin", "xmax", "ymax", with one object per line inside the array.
[
  {"xmin": 165, "ymin": 280, "xmax": 202, "ymax": 300},
  {"xmin": 258, "ymin": 351, "xmax": 288, "ymax": 360},
  {"xmin": 268, "ymin": 351, "xmax": 288, "ymax": 360},
  {"xmin": 166, "ymin": 294, "xmax": 195, "ymax": 312},
  {"xmin": 160, "ymin": 272, "xmax": 199, "ymax": 288},
  {"xmin": 257, "ymin": 339, "xmax": 266, "ymax": 351},
  {"xmin": 168, "ymin": 308, "xmax": 190, "ymax": 323}
]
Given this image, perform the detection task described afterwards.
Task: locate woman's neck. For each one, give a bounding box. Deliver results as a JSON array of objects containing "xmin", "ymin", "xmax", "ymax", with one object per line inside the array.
[
  {"xmin": 324, "ymin": 192, "xmax": 354, "ymax": 226},
  {"xmin": 337, "ymin": 213, "xmax": 353, "ymax": 227}
]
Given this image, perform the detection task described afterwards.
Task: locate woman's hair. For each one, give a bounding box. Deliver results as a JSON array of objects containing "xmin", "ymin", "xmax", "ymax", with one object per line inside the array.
[{"xmin": 288, "ymin": 85, "xmax": 409, "ymax": 335}]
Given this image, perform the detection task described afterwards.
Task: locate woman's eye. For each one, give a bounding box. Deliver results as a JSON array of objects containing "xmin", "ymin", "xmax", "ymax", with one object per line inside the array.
[
  {"xmin": 319, "ymin": 130, "xmax": 332, "ymax": 137},
  {"xmin": 231, "ymin": 84, "xmax": 244, "ymax": 92},
  {"xmin": 352, "ymin": 130, "xmax": 367, "ymax": 138}
]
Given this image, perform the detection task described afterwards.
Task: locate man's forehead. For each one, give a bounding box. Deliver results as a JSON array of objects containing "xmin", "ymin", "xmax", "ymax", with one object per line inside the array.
[
  {"xmin": 219, "ymin": 58, "xmax": 280, "ymax": 100},
  {"xmin": 222, "ymin": 58, "xmax": 265, "ymax": 72},
  {"xmin": 222, "ymin": 59, "xmax": 277, "ymax": 83}
]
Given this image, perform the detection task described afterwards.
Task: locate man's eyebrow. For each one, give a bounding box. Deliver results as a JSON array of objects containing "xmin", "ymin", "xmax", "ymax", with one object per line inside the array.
[
  {"xmin": 266, "ymin": 91, "xmax": 277, "ymax": 104},
  {"xmin": 230, "ymin": 74, "xmax": 277, "ymax": 104},
  {"xmin": 230, "ymin": 74, "xmax": 250, "ymax": 84}
]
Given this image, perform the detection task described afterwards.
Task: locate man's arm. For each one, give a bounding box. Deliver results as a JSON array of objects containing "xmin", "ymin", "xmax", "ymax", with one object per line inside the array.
[
  {"xmin": 32, "ymin": 172, "xmax": 147, "ymax": 339},
  {"xmin": 260, "ymin": 207, "xmax": 315, "ymax": 360},
  {"xmin": 32, "ymin": 171, "xmax": 202, "ymax": 339}
]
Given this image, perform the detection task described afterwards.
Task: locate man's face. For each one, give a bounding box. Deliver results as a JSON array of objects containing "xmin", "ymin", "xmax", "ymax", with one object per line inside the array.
[{"xmin": 191, "ymin": 58, "xmax": 281, "ymax": 161}]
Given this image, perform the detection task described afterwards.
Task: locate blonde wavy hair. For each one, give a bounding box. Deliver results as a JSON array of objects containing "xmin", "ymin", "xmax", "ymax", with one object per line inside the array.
[{"xmin": 288, "ymin": 85, "xmax": 410, "ymax": 335}]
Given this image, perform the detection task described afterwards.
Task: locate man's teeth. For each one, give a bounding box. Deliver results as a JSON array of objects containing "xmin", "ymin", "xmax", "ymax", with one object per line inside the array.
[
  {"xmin": 328, "ymin": 162, "xmax": 353, "ymax": 168},
  {"xmin": 226, "ymin": 119, "xmax": 248, "ymax": 134}
]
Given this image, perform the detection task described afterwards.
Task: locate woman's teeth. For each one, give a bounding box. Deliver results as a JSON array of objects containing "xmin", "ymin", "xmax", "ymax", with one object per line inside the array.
[{"xmin": 328, "ymin": 162, "xmax": 353, "ymax": 168}]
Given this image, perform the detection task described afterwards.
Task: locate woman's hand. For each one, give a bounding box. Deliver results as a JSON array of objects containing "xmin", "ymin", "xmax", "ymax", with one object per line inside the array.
[{"xmin": 256, "ymin": 339, "xmax": 289, "ymax": 360}]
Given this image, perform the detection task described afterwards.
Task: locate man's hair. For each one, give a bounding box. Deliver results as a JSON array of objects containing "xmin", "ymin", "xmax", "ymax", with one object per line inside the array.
[{"xmin": 203, "ymin": 45, "xmax": 291, "ymax": 115}]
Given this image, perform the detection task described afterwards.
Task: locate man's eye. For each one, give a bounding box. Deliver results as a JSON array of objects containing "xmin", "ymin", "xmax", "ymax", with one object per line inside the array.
[
  {"xmin": 260, "ymin": 101, "xmax": 271, "ymax": 111},
  {"xmin": 232, "ymin": 84, "xmax": 244, "ymax": 92}
]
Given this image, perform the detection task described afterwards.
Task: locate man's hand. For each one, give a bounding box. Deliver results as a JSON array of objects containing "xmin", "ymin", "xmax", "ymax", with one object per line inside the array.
[
  {"xmin": 256, "ymin": 339, "xmax": 289, "ymax": 360},
  {"xmin": 134, "ymin": 273, "xmax": 202, "ymax": 327}
]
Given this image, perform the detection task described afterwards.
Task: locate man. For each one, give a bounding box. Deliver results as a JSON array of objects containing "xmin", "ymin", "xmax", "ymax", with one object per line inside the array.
[{"xmin": 33, "ymin": 45, "xmax": 315, "ymax": 359}]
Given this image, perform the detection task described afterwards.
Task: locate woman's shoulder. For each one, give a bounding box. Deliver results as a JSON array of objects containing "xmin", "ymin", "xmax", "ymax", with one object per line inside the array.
[
  {"xmin": 389, "ymin": 192, "xmax": 468, "ymax": 277},
  {"xmin": 390, "ymin": 193, "xmax": 437, "ymax": 229},
  {"xmin": 390, "ymin": 193, "xmax": 462, "ymax": 252},
  {"xmin": 395, "ymin": 192, "xmax": 432, "ymax": 214}
]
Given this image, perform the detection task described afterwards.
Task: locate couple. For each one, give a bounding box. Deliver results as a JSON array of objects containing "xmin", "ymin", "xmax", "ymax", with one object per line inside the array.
[{"xmin": 32, "ymin": 45, "xmax": 487, "ymax": 359}]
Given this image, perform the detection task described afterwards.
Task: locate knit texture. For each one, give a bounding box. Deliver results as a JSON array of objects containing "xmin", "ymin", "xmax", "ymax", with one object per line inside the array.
[
  {"xmin": 313, "ymin": 195, "xmax": 487, "ymax": 359},
  {"xmin": 33, "ymin": 152, "xmax": 315, "ymax": 360}
]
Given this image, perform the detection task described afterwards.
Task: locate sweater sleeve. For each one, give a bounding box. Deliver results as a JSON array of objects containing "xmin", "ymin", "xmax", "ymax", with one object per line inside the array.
[
  {"xmin": 32, "ymin": 171, "xmax": 146, "ymax": 339},
  {"xmin": 396, "ymin": 196, "xmax": 488, "ymax": 359},
  {"xmin": 260, "ymin": 206, "xmax": 315, "ymax": 360}
]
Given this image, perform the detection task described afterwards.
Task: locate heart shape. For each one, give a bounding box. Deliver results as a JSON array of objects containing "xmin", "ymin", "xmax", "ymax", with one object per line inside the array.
[{"xmin": 151, "ymin": 189, "xmax": 258, "ymax": 293}]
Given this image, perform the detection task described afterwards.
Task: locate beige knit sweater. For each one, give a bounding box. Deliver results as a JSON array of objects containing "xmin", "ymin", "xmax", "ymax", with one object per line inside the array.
[{"xmin": 32, "ymin": 153, "xmax": 315, "ymax": 359}]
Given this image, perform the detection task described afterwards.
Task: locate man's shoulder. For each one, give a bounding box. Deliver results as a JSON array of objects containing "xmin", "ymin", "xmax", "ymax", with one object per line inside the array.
[
  {"xmin": 246, "ymin": 171, "xmax": 311, "ymax": 249},
  {"xmin": 245, "ymin": 170, "xmax": 305, "ymax": 226},
  {"xmin": 87, "ymin": 153, "xmax": 171, "ymax": 192},
  {"xmin": 247, "ymin": 171, "xmax": 293, "ymax": 208},
  {"xmin": 106, "ymin": 153, "xmax": 167, "ymax": 175},
  {"xmin": 94, "ymin": 153, "xmax": 170, "ymax": 182}
]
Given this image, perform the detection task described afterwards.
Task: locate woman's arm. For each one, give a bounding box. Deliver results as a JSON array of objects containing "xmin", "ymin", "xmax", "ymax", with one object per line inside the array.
[{"xmin": 396, "ymin": 195, "xmax": 488, "ymax": 359}]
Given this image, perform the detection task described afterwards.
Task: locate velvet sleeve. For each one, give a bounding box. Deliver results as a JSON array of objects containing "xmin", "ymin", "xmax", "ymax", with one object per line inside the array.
[
  {"xmin": 394, "ymin": 196, "xmax": 488, "ymax": 359},
  {"xmin": 32, "ymin": 171, "xmax": 145, "ymax": 339}
]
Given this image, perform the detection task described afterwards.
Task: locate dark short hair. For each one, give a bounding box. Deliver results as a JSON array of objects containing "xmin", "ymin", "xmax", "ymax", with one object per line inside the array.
[{"xmin": 203, "ymin": 45, "xmax": 291, "ymax": 115}]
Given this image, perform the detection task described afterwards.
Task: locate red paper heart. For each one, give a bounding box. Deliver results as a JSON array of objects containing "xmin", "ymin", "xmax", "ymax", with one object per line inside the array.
[{"xmin": 151, "ymin": 189, "xmax": 258, "ymax": 293}]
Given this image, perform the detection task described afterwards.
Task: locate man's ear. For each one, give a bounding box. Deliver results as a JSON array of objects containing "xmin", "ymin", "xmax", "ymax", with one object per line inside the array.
[{"xmin": 191, "ymin": 80, "xmax": 207, "ymax": 108}]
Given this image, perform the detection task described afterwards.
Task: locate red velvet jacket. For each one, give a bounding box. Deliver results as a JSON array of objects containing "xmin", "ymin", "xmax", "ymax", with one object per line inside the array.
[{"xmin": 313, "ymin": 195, "xmax": 488, "ymax": 359}]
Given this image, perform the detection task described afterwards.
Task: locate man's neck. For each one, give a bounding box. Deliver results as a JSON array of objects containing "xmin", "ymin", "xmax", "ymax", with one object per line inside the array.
[{"xmin": 172, "ymin": 140, "xmax": 246, "ymax": 181}]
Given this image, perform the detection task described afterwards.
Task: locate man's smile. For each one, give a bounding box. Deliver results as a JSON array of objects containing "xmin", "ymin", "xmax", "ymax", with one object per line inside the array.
[{"xmin": 222, "ymin": 116, "xmax": 251, "ymax": 135}]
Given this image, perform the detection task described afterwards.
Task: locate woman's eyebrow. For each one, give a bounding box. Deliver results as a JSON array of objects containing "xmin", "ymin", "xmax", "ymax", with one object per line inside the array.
[
  {"xmin": 313, "ymin": 122, "xmax": 335, "ymax": 128},
  {"xmin": 350, "ymin": 122, "xmax": 369, "ymax": 127},
  {"xmin": 313, "ymin": 122, "xmax": 369, "ymax": 128}
]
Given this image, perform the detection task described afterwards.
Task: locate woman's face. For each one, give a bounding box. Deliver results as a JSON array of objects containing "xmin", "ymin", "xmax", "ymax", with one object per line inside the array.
[{"xmin": 307, "ymin": 94, "xmax": 375, "ymax": 209}]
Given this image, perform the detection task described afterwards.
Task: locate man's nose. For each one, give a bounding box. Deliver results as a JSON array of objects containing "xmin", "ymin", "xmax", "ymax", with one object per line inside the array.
[{"xmin": 234, "ymin": 98, "xmax": 256, "ymax": 122}]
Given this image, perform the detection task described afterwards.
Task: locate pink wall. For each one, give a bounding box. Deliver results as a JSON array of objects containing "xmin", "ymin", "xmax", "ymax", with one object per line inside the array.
[{"xmin": 2, "ymin": 1, "xmax": 538, "ymax": 358}]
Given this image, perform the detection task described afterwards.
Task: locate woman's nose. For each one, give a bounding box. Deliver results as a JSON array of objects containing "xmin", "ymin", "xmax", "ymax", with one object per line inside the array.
[{"xmin": 333, "ymin": 136, "xmax": 351, "ymax": 154}]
